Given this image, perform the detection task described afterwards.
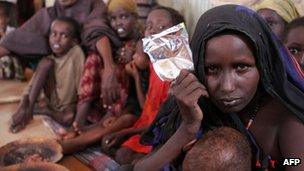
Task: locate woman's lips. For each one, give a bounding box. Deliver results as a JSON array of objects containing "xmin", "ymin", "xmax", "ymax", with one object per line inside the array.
[{"xmin": 218, "ymin": 98, "xmax": 241, "ymax": 106}]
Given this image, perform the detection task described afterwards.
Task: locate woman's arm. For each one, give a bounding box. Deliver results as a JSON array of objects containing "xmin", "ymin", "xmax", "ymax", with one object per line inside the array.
[{"xmin": 96, "ymin": 36, "xmax": 120, "ymax": 107}]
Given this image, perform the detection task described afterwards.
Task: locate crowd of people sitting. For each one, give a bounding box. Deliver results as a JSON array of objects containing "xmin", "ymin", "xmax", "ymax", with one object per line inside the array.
[{"xmin": 0, "ymin": 0, "xmax": 304, "ymax": 170}]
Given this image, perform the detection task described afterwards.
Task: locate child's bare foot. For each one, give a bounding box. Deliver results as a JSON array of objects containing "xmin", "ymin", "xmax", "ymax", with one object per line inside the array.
[{"xmin": 10, "ymin": 96, "xmax": 33, "ymax": 133}]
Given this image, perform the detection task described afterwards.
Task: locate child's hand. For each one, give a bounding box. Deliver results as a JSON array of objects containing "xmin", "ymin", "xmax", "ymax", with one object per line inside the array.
[
  {"xmin": 170, "ymin": 69, "xmax": 209, "ymax": 125},
  {"xmin": 125, "ymin": 61, "xmax": 139, "ymax": 78}
]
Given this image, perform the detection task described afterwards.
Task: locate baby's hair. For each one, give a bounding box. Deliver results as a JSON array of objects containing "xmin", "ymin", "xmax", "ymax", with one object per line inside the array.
[
  {"xmin": 284, "ymin": 17, "xmax": 304, "ymax": 42},
  {"xmin": 52, "ymin": 17, "xmax": 81, "ymax": 40},
  {"xmin": 0, "ymin": 2, "xmax": 10, "ymax": 17},
  {"xmin": 183, "ymin": 127, "xmax": 252, "ymax": 171},
  {"xmin": 152, "ymin": 6, "xmax": 185, "ymax": 25}
]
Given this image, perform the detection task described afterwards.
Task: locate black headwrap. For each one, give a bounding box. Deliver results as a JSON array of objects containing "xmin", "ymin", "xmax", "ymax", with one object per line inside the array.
[{"xmin": 191, "ymin": 4, "xmax": 304, "ymax": 122}]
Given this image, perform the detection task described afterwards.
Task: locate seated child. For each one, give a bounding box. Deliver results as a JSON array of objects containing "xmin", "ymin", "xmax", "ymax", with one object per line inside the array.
[
  {"xmin": 69, "ymin": 0, "xmax": 143, "ymax": 134},
  {"xmin": 0, "ymin": 2, "xmax": 24, "ymax": 80},
  {"xmin": 10, "ymin": 17, "xmax": 85, "ymax": 133},
  {"xmin": 59, "ymin": 40, "xmax": 149, "ymax": 154},
  {"xmin": 101, "ymin": 6, "xmax": 185, "ymax": 165},
  {"xmin": 183, "ymin": 127, "xmax": 252, "ymax": 171},
  {"xmin": 284, "ymin": 17, "xmax": 304, "ymax": 69}
]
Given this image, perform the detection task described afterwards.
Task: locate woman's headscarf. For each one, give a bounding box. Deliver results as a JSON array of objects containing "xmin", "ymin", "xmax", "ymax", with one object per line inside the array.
[
  {"xmin": 191, "ymin": 4, "xmax": 304, "ymax": 122},
  {"xmin": 108, "ymin": 0, "xmax": 138, "ymax": 14},
  {"xmin": 252, "ymin": 0, "xmax": 300, "ymax": 23}
]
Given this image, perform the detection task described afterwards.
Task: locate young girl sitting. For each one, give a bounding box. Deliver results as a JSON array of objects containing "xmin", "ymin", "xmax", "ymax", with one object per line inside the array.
[
  {"xmin": 101, "ymin": 6, "xmax": 185, "ymax": 165},
  {"xmin": 69, "ymin": 0, "xmax": 142, "ymax": 135}
]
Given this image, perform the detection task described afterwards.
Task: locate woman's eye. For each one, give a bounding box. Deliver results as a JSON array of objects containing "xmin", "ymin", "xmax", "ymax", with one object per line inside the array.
[
  {"xmin": 289, "ymin": 47, "xmax": 300, "ymax": 55},
  {"xmin": 206, "ymin": 66, "xmax": 218, "ymax": 74},
  {"xmin": 235, "ymin": 64, "xmax": 248, "ymax": 71},
  {"xmin": 265, "ymin": 19, "xmax": 276, "ymax": 27},
  {"xmin": 267, "ymin": 22, "xmax": 274, "ymax": 27}
]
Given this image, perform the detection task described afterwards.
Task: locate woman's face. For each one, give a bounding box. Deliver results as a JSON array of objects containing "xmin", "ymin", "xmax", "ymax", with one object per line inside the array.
[
  {"xmin": 285, "ymin": 26, "xmax": 304, "ymax": 68},
  {"xmin": 257, "ymin": 8, "xmax": 286, "ymax": 39},
  {"xmin": 57, "ymin": 0, "xmax": 77, "ymax": 7},
  {"xmin": 145, "ymin": 9, "xmax": 173, "ymax": 37},
  {"xmin": 109, "ymin": 7, "xmax": 137, "ymax": 39},
  {"xmin": 204, "ymin": 34, "xmax": 260, "ymax": 113}
]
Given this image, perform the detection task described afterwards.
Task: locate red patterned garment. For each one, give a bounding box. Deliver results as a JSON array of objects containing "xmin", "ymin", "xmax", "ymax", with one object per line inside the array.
[
  {"xmin": 78, "ymin": 40, "xmax": 137, "ymax": 122},
  {"xmin": 122, "ymin": 63, "xmax": 170, "ymax": 154}
]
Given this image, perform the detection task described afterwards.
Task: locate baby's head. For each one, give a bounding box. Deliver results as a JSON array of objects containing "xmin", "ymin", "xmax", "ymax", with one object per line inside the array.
[
  {"xmin": 131, "ymin": 40, "xmax": 149, "ymax": 70},
  {"xmin": 49, "ymin": 17, "xmax": 80, "ymax": 57},
  {"xmin": 284, "ymin": 17, "xmax": 304, "ymax": 68},
  {"xmin": 108, "ymin": 0, "xmax": 138, "ymax": 40},
  {"xmin": 145, "ymin": 6, "xmax": 184, "ymax": 37},
  {"xmin": 0, "ymin": 2, "xmax": 10, "ymax": 32},
  {"xmin": 183, "ymin": 127, "xmax": 252, "ymax": 171}
]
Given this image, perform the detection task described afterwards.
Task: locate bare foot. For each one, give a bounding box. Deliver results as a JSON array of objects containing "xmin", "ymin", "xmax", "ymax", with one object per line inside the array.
[{"xmin": 10, "ymin": 96, "xmax": 33, "ymax": 133}]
